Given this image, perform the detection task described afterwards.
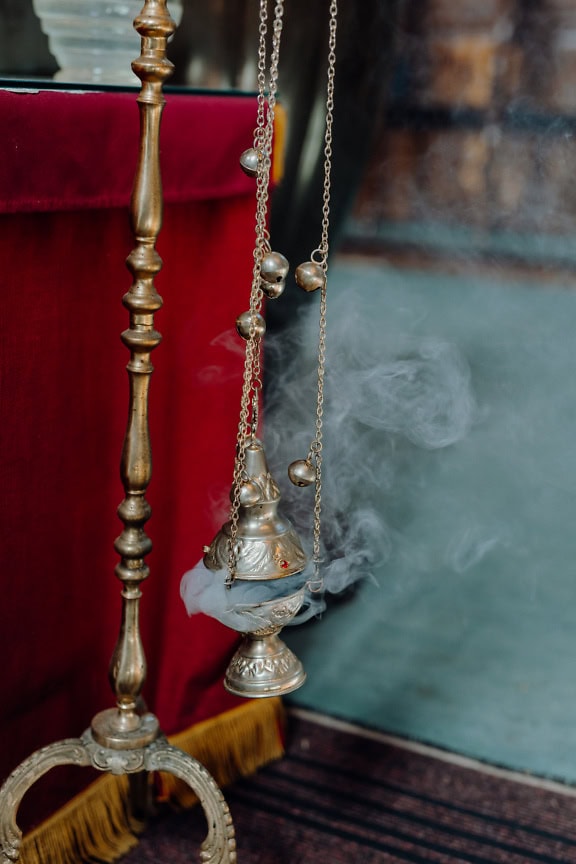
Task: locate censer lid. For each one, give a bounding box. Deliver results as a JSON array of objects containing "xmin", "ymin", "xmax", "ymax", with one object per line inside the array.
[{"xmin": 203, "ymin": 437, "xmax": 307, "ymax": 580}]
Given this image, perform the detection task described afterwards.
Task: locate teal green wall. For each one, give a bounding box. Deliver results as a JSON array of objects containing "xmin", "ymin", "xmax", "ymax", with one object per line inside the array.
[{"xmin": 276, "ymin": 258, "xmax": 576, "ymax": 782}]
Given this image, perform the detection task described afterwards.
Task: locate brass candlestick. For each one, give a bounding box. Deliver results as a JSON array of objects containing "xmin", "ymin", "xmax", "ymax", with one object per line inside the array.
[{"xmin": 0, "ymin": 3, "xmax": 236, "ymax": 862}]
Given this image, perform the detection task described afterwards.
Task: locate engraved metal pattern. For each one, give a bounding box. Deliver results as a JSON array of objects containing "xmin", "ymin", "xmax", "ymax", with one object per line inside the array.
[
  {"xmin": 257, "ymin": 590, "xmax": 306, "ymax": 623},
  {"xmin": 224, "ymin": 589, "xmax": 306, "ymax": 697},
  {"xmin": 204, "ymin": 439, "xmax": 307, "ymax": 580},
  {"xmin": 205, "ymin": 438, "xmax": 308, "ymax": 693},
  {"xmin": 227, "ymin": 649, "xmax": 293, "ymax": 676},
  {"xmin": 205, "ymin": 529, "xmax": 307, "ymax": 581},
  {"xmin": 242, "ymin": 467, "xmax": 281, "ymax": 503},
  {"xmin": 145, "ymin": 740, "xmax": 237, "ymax": 864},
  {"xmin": 0, "ymin": 733, "xmax": 236, "ymax": 864},
  {"xmin": 0, "ymin": 739, "xmax": 90, "ymax": 863},
  {"xmin": 225, "ymin": 629, "xmax": 306, "ymax": 698}
]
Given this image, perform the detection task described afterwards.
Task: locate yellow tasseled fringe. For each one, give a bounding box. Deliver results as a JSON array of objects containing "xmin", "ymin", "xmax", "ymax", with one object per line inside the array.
[
  {"xmin": 272, "ymin": 104, "xmax": 287, "ymax": 185},
  {"xmin": 160, "ymin": 695, "xmax": 285, "ymax": 809},
  {"xmin": 20, "ymin": 698, "xmax": 285, "ymax": 864},
  {"xmin": 21, "ymin": 774, "xmax": 140, "ymax": 864}
]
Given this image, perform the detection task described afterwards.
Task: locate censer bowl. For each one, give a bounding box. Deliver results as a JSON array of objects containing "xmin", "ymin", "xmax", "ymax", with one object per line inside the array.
[{"xmin": 224, "ymin": 587, "xmax": 307, "ymax": 697}]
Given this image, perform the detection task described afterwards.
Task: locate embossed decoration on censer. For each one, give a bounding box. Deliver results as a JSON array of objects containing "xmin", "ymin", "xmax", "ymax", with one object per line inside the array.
[
  {"xmin": 203, "ymin": 437, "xmax": 308, "ymax": 697},
  {"xmin": 203, "ymin": 437, "xmax": 307, "ymax": 581}
]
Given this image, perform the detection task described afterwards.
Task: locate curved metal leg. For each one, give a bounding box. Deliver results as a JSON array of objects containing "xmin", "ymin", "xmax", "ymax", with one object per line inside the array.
[
  {"xmin": 0, "ymin": 738, "xmax": 90, "ymax": 863},
  {"xmin": 144, "ymin": 738, "xmax": 237, "ymax": 864},
  {"xmin": 0, "ymin": 730, "xmax": 236, "ymax": 864}
]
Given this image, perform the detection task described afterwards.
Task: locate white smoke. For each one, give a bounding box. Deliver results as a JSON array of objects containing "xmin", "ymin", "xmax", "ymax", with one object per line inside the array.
[
  {"xmin": 263, "ymin": 285, "xmax": 478, "ymax": 607},
  {"xmin": 180, "ymin": 561, "xmax": 310, "ymax": 631},
  {"xmin": 181, "ymin": 266, "xmax": 480, "ymax": 631}
]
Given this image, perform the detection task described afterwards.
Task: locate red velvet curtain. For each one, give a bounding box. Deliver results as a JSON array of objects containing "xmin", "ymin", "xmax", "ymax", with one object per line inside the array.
[{"xmin": 0, "ymin": 89, "xmax": 258, "ymax": 826}]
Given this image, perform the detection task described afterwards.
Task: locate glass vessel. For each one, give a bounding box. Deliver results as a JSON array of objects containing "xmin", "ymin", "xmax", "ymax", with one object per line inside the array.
[{"xmin": 32, "ymin": 0, "xmax": 183, "ymax": 85}]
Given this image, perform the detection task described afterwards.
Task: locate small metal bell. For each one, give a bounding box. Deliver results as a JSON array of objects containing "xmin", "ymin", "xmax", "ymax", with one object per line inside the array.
[
  {"xmin": 239, "ymin": 147, "xmax": 261, "ymax": 177},
  {"xmin": 238, "ymin": 480, "xmax": 261, "ymax": 506},
  {"xmin": 236, "ymin": 310, "xmax": 266, "ymax": 340},
  {"xmin": 260, "ymin": 251, "xmax": 289, "ymax": 300},
  {"xmin": 261, "ymin": 279, "xmax": 286, "ymax": 300},
  {"xmin": 204, "ymin": 438, "xmax": 307, "ymax": 580},
  {"xmin": 295, "ymin": 261, "xmax": 326, "ymax": 293},
  {"xmin": 261, "ymin": 251, "xmax": 289, "ymax": 285},
  {"xmin": 288, "ymin": 459, "xmax": 316, "ymax": 487}
]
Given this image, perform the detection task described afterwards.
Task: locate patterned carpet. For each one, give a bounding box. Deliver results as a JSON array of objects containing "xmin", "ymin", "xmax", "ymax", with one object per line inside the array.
[{"xmin": 123, "ymin": 710, "xmax": 576, "ymax": 863}]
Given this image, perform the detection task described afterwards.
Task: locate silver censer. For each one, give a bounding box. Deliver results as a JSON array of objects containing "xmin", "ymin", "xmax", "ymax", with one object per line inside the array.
[{"xmin": 204, "ymin": 438, "xmax": 308, "ymax": 698}]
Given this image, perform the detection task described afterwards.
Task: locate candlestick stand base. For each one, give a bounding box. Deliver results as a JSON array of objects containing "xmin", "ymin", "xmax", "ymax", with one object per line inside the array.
[
  {"xmin": 0, "ymin": 1, "xmax": 237, "ymax": 857},
  {"xmin": 0, "ymin": 719, "xmax": 237, "ymax": 864},
  {"xmin": 0, "ymin": 3, "xmax": 239, "ymax": 860}
]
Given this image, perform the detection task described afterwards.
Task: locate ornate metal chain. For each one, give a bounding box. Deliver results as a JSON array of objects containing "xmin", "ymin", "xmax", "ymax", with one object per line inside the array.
[
  {"xmin": 227, "ymin": 0, "xmax": 285, "ymax": 586},
  {"xmin": 308, "ymin": 0, "xmax": 338, "ymax": 590}
]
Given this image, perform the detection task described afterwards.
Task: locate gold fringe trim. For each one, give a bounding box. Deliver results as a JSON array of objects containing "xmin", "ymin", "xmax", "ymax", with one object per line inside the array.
[
  {"xmin": 21, "ymin": 774, "xmax": 140, "ymax": 864},
  {"xmin": 161, "ymin": 696, "xmax": 286, "ymax": 809},
  {"xmin": 272, "ymin": 103, "xmax": 287, "ymax": 185},
  {"xmin": 20, "ymin": 697, "xmax": 285, "ymax": 864}
]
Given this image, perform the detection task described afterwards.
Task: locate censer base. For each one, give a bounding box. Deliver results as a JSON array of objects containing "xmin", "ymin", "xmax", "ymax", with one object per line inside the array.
[{"xmin": 224, "ymin": 631, "xmax": 306, "ymax": 698}]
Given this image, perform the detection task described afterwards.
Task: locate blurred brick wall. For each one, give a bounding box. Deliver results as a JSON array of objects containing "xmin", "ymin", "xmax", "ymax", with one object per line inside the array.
[{"xmin": 350, "ymin": 0, "xmax": 576, "ymax": 244}]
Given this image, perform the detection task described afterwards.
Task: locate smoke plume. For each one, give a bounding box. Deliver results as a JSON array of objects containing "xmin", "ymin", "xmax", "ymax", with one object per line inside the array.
[{"xmin": 181, "ymin": 267, "xmax": 478, "ymax": 630}]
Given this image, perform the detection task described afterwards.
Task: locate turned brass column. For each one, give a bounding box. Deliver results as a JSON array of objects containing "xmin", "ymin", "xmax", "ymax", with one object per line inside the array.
[
  {"xmin": 91, "ymin": 0, "xmax": 171, "ymax": 751},
  {"xmin": 0, "ymin": 4, "xmax": 236, "ymax": 862}
]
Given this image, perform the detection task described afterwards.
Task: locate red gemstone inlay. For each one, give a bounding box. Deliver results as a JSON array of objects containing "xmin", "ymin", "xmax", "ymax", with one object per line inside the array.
[{"xmin": 280, "ymin": 560, "xmax": 289, "ymax": 569}]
